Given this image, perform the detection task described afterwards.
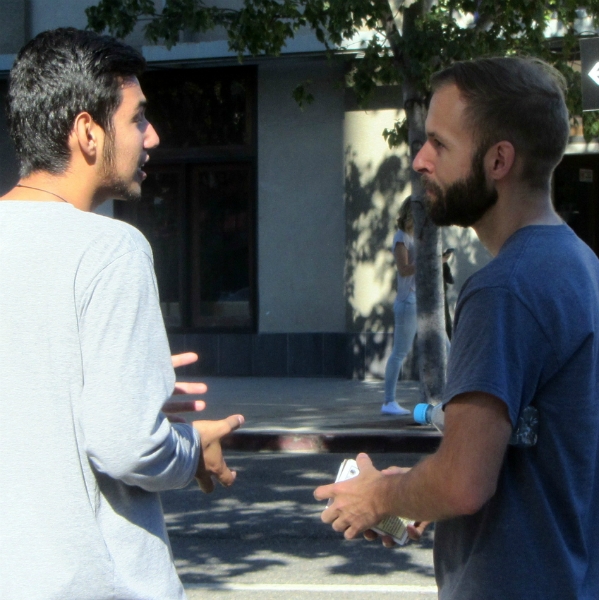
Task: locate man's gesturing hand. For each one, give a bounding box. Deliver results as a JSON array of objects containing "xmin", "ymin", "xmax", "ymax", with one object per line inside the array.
[
  {"xmin": 163, "ymin": 353, "xmax": 208, "ymax": 421},
  {"xmin": 171, "ymin": 352, "xmax": 208, "ymax": 396},
  {"xmin": 192, "ymin": 415, "xmax": 244, "ymax": 493}
]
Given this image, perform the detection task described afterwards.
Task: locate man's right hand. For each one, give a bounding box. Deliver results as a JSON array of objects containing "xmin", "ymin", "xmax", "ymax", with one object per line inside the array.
[{"xmin": 192, "ymin": 415, "xmax": 244, "ymax": 493}]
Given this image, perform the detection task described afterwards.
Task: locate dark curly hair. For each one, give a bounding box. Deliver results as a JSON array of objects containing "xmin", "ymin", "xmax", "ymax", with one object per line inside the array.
[{"xmin": 7, "ymin": 27, "xmax": 146, "ymax": 177}]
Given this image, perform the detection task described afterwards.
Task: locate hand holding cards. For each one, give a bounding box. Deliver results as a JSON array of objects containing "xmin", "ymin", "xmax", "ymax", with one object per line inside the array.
[{"xmin": 330, "ymin": 458, "xmax": 413, "ymax": 545}]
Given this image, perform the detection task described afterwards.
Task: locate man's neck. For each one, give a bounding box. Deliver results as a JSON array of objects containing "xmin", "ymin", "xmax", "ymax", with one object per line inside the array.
[
  {"xmin": 1, "ymin": 172, "xmax": 100, "ymax": 212},
  {"xmin": 473, "ymin": 186, "xmax": 562, "ymax": 256}
]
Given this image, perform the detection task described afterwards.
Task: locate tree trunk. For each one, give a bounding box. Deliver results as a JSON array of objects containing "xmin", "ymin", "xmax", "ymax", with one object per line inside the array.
[
  {"xmin": 403, "ymin": 87, "xmax": 447, "ymax": 403},
  {"xmin": 395, "ymin": 0, "xmax": 447, "ymax": 404}
]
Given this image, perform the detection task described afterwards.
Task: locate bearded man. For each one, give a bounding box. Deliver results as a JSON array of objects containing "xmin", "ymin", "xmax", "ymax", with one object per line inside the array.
[{"xmin": 315, "ymin": 57, "xmax": 599, "ymax": 599}]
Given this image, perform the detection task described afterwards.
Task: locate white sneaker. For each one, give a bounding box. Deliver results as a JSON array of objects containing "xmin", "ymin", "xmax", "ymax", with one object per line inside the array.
[{"xmin": 381, "ymin": 401, "xmax": 411, "ymax": 416}]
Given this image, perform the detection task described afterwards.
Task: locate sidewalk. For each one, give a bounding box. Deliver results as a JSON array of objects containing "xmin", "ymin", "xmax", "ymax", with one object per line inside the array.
[{"xmin": 179, "ymin": 377, "xmax": 441, "ymax": 453}]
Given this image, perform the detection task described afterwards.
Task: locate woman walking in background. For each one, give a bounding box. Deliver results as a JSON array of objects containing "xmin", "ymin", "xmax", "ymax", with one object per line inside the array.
[{"xmin": 381, "ymin": 199, "xmax": 417, "ymax": 415}]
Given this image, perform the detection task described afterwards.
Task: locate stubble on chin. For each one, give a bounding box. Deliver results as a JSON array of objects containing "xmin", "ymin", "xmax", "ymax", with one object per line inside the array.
[
  {"xmin": 99, "ymin": 168, "xmax": 143, "ymax": 203},
  {"xmin": 114, "ymin": 182, "xmax": 142, "ymax": 203}
]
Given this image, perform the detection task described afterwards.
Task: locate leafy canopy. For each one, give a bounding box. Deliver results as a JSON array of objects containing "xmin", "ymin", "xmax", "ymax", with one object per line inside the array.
[{"xmin": 87, "ymin": 0, "xmax": 599, "ymax": 140}]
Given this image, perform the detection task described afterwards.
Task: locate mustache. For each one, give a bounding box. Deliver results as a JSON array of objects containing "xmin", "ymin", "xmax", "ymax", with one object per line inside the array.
[{"xmin": 421, "ymin": 175, "xmax": 438, "ymax": 191}]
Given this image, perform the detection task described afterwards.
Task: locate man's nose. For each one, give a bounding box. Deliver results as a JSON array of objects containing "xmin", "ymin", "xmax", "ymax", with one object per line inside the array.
[
  {"xmin": 412, "ymin": 142, "xmax": 432, "ymax": 174},
  {"xmin": 145, "ymin": 122, "xmax": 160, "ymax": 149}
]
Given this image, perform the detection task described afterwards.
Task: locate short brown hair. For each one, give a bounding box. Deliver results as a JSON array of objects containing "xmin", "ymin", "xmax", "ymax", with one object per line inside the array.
[{"xmin": 430, "ymin": 57, "xmax": 569, "ymax": 190}]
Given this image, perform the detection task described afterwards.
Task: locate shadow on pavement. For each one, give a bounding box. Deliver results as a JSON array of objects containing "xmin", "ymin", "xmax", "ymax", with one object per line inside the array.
[{"xmin": 162, "ymin": 452, "xmax": 435, "ymax": 586}]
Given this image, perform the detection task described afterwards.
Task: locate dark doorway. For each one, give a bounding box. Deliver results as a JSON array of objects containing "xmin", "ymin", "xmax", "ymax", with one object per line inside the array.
[{"xmin": 553, "ymin": 153, "xmax": 599, "ymax": 255}]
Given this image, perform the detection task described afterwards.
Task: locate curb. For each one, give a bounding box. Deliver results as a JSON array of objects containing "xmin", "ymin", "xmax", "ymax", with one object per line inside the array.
[{"xmin": 223, "ymin": 429, "xmax": 441, "ymax": 453}]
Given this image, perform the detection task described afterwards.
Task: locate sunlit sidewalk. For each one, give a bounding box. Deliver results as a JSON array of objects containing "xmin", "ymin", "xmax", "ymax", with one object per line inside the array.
[{"xmin": 177, "ymin": 377, "xmax": 441, "ymax": 453}]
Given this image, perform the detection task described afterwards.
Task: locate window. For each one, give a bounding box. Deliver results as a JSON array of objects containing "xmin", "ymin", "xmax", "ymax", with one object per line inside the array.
[
  {"xmin": 190, "ymin": 164, "xmax": 253, "ymax": 328},
  {"xmin": 115, "ymin": 66, "xmax": 257, "ymax": 331}
]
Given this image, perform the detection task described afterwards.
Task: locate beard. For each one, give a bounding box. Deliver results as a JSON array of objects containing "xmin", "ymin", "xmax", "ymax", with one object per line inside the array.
[{"xmin": 422, "ymin": 148, "xmax": 498, "ymax": 227}]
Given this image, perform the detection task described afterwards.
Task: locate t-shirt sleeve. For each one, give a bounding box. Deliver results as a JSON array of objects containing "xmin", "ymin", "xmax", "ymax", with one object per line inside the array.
[
  {"xmin": 77, "ymin": 248, "xmax": 199, "ymax": 492},
  {"xmin": 392, "ymin": 230, "xmax": 406, "ymax": 251},
  {"xmin": 443, "ymin": 286, "xmax": 553, "ymax": 427}
]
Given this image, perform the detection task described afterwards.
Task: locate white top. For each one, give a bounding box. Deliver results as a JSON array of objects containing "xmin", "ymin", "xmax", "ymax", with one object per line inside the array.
[
  {"xmin": 392, "ymin": 229, "xmax": 416, "ymax": 301},
  {"xmin": 0, "ymin": 202, "xmax": 199, "ymax": 600}
]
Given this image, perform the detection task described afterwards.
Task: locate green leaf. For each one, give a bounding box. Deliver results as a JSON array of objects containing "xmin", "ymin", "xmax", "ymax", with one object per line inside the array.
[
  {"xmin": 292, "ymin": 80, "xmax": 315, "ymax": 110},
  {"xmin": 383, "ymin": 118, "xmax": 409, "ymax": 148}
]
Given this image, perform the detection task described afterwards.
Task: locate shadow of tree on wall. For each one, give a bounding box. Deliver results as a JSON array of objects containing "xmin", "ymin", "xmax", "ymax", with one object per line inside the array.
[{"xmin": 344, "ymin": 147, "xmax": 411, "ymax": 378}]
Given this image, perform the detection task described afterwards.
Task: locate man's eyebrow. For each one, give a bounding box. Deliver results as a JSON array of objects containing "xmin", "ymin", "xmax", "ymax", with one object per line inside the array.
[
  {"xmin": 136, "ymin": 100, "xmax": 148, "ymax": 111},
  {"xmin": 427, "ymin": 130, "xmax": 449, "ymax": 146}
]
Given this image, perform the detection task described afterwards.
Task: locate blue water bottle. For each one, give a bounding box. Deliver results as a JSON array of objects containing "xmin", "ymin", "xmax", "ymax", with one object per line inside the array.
[{"xmin": 413, "ymin": 402, "xmax": 445, "ymax": 433}]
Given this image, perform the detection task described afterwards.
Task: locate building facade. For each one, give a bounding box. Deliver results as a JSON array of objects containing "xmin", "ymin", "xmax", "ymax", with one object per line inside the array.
[{"xmin": 1, "ymin": 1, "xmax": 598, "ymax": 378}]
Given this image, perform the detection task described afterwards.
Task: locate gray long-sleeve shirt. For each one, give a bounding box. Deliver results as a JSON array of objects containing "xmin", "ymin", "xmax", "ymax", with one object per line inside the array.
[{"xmin": 0, "ymin": 202, "xmax": 200, "ymax": 600}]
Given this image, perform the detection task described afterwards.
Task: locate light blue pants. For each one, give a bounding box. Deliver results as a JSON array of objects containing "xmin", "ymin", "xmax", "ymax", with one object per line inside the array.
[{"xmin": 384, "ymin": 294, "xmax": 417, "ymax": 404}]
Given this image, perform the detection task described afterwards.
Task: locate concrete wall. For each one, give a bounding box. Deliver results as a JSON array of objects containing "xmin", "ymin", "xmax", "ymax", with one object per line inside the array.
[
  {"xmin": 257, "ymin": 58, "xmax": 346, "ymax": 333},
  {"xmin": 343, "ymin": 91, "xmax": 410, "ymax": 336},
  {"xmin": 29, "ymin": 0, "xmax": 94, "ymax": 36},
  {"xmin": 0, "ymin": 0, "xmax": 25, "ymax": 54},
  {"xmin": 29, "ymin": 0, "xmax": 149, "ymax": 47}
]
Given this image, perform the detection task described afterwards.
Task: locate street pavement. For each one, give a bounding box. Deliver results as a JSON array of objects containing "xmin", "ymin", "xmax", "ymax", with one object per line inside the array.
[
  {"xmin": 171, "ymin": 376, "xmax": 440, "ymax": 598},
  {"xmin": 163, "ymin": 452, "xmax": 437, "ymax": 599},
  {"xmin": 178, "ymin": 376, "xmax": 441, "ymax": 454}
]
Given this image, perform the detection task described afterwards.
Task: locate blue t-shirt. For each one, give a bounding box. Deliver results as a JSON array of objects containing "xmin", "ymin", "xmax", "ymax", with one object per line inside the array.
[{"xmin": 435, "ymin": 224, "xmax": 599, "ymax": 600}]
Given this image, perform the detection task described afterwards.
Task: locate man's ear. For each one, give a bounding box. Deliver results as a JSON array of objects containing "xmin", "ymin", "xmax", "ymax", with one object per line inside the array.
[
  {"xmin": 485, "ymin": 141, "xmax": 515, "ymax": 182},
  {"xmin": 71, "ymin": 112, "xmax": 102, "ymax": 162}
]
